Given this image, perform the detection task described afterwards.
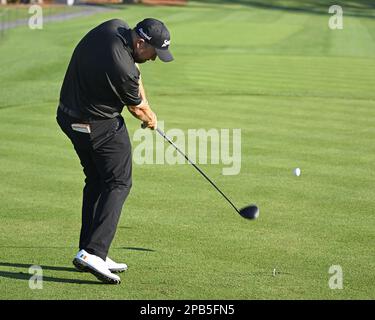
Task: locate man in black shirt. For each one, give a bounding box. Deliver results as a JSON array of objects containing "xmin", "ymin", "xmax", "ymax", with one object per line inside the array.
[{"xmin": 56, "ymin": 18, "xmax": 173, "ymax": 284}]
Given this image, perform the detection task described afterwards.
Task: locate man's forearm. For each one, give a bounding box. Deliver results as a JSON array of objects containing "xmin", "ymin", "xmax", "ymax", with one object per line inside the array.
[
  {"xmin": 127, "ymin": 71, "xmax": 152, "ymax": 122},
  {"xmin": 136, "ymin": 63, "xmax": 148, "ymax": 103},
  {"xmin": 128, "ymin": 64, "xmax": 156, "ymax": 129},
  {"xmin": 138, "ymin": 78, "xmax": 147, "ymax": 104},
  {"xmin": 127, "ymin": 103, "xmax": 154, "ymax": 123}
]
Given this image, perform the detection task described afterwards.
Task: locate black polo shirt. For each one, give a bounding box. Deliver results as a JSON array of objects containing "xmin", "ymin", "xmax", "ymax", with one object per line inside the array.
[{"xmin": 59, "ymin": 19, "xmax": 142, "ymax": 120}]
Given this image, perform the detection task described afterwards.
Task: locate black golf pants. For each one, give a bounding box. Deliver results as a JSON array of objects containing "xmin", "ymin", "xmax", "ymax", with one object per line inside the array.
[{"xmin": 56, "ymin": 108, "xmax": 132, "ymax": 260}]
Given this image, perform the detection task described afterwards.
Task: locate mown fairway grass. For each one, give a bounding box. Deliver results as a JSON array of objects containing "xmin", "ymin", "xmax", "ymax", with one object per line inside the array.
[{"xmin": 0, "ymin": 1, "xmax": 374, "ymax": 299}]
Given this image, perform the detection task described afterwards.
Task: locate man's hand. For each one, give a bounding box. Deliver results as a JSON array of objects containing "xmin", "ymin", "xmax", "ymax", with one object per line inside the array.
[
  {"xmin": 142, "ymin": 111, "xmax": 157, "ymax": 130},
  {"xmin": 127, "ymin": 102, "xmax": 157, "ymax": 130}
]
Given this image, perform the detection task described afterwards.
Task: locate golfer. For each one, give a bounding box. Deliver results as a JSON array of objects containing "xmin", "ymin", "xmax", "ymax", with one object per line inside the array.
[{"xmin": 56, "ymin": 18, "xmax": 173, "ymax": 284}]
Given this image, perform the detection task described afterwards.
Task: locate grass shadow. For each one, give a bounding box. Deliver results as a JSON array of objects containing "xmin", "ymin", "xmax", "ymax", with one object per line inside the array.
[
  {"xmin": 0, "ymin": 262, "xmax": 77, "ymax": 272},
  {"xmin": 0, "ymin": 246, "xmax": 76, "ymax": 249},
  {"xmin": 0, "ymin": 262, "xmax": 102, "ymax": 285},
  {"xmin": 0, "ymin": 270, "xmax": 101, "ymax": 285},
  {"xmin": 121, "ymin": 247, "xmax": 156, "ymax": 252}
]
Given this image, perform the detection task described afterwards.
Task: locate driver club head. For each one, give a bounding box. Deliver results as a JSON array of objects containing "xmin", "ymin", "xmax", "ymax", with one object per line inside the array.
[{"xmin": 239, "ymin": 205, "xmax": 259, "ymax": 220}]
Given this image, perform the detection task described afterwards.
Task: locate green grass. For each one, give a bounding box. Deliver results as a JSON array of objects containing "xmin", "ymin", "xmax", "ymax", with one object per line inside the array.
[{"xmin": 0, "ymin": 1, "xmax": 374, "ymax": 299}]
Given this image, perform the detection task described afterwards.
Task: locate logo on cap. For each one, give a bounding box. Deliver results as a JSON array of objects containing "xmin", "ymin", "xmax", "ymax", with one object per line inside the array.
[
  {"xmin": 161, "ymin": 39, "xmax": 170, "ymax": 48},
  {"xmin": 138, "ymin": 28, "xmax": 152, "ymax": 41}
]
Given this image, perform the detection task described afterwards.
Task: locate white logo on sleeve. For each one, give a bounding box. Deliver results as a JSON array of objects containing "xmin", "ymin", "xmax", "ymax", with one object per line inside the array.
[{"xmin": 162, "ymin": 39, "xmax": 170, "ymax": 47}]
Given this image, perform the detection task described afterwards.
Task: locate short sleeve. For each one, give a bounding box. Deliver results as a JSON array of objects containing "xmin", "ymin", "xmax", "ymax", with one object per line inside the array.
[
  {"xmin": 105, "ymin": 45, "xmax": 142, "ymax": 106},
  {"xmin": 105, "ymin": 70, "xmax": 142, "ymax": 107}
]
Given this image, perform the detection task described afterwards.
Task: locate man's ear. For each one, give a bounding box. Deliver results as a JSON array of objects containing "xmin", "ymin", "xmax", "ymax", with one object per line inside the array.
[{"xmin": 136, "ymin": 38, "xmax": 146, "ymax": 49}]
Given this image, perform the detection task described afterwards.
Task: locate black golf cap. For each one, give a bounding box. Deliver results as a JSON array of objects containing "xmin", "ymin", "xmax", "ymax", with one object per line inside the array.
[{"xmin": 135, "ymin": 18, "xmax": 173, "ymax": 63}]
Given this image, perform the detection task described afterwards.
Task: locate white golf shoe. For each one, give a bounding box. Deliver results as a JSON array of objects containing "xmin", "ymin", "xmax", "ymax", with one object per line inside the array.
[
  {"xmin": 105, "ymin": 257, "xmax": 128, "ymax": 273},
  {"xmin": 73, "ymin": 250, "xmax": 121, "ymax": 284}
]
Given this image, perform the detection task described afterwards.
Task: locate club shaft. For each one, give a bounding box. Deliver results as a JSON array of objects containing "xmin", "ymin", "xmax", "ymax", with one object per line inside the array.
[{"xmin": 156, "ymin": 127, "xmax": 240, "ymax": 213}]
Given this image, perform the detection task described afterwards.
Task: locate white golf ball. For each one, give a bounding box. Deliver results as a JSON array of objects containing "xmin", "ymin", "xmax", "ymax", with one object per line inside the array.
[{"xmin": 294, "ymin": 168, "xmax": 301, "ymax": 176}]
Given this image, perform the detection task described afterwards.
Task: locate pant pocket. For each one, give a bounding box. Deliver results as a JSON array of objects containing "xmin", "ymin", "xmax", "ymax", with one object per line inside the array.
[
  {"xmin": 89, "ymin": 117, "xmax": 124, "ymax": 150},
  {"xmin": 115, "ymin": 117, "xmax": 125, "ymax": 133}
]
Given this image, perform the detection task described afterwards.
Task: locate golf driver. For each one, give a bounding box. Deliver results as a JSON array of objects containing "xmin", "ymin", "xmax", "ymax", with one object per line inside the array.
[{"xmin": 155, "ymin": 127, "xmax": 259, "ymax": 220}]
